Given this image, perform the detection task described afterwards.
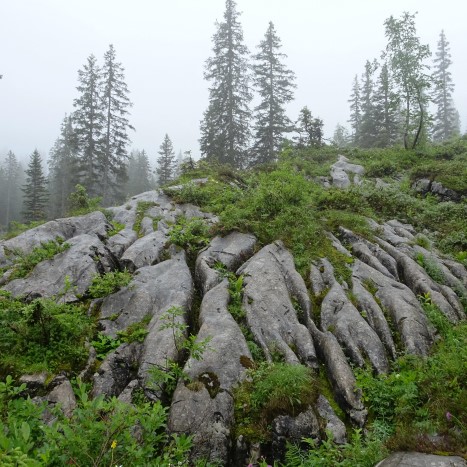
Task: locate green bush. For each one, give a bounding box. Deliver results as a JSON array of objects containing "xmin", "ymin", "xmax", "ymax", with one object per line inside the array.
[
  {"xmin": 234, "ymin": 363, "xmax": 317, "ymax": 442},
  {"xmin": 0, "ymin": 292, "xmax": 92, "ymax": 376},
  {"xmin": 133, "ymin": 200, "xmax": 156, "ymax": 237},
  {"xmin": 8, "ymin": 239, "xmax": 70, "ymax": 281},
  {"xmin": 168, "ymin": 216, "xmax": 211, "ymax": 254},
  {"xmin": 0, "ymin": 378, "xmax": 210, "ymax": 466},
  {"xmin": 88, "ymin": 270, "xmax": 132, "ymax": 298}
]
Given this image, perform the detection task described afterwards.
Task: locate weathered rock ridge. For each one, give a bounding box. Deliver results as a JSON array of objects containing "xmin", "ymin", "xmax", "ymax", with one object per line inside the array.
[{"xmin": 1, "ymin": 188, "xmax": 465, "ymax": 466}]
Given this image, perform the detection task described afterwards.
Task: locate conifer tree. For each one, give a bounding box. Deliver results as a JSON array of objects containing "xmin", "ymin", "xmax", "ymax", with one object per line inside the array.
[
  {"xmin": 384, "ymin": 12, "xmax": 432, "ymax": 149},
  {"xmin": 358, "ymin": 60, "xmax": 378, "ymax": 147},
  {"xmin": 432, "ymin": 30, "xmax": 460, "ymax": 141},
  {"xmin": 332, "ymin": 124, "xmax": 350, "ymax": 148},
  {"xmin": 251, "ymin": 22, "xmax": 296, "ymax": 164},
  {"xmin": 48, "ymin": 115, "xmax": 79, "ymax": 218},
  {"xmin": 2, "ymin": 151, "xmax": 20, "ymax": 227},
  {"xmin": 22, "ymin": 150, "xmax": 48, "ymax": 222},
  {"xmin": 157, "ymin": 135, "xmax": 177, "ymax": 186},
  {"xmin": 73, "ymin": 54, "xmax": 105, "ymax": 197},
  {"xmin": 101, "ymin": 44, "xmax": 134, "ymax": 204},
  {"xmin": 372, "ymin": 62, "xmax": 400, "ymax": 147},
  {"xmin": 348, "ymin": 75, "xmax": 362, "ymax": 145},
  {"xmin": 294, "ymin": 106, "xmax": 324, "ymax": 148},
  {"xmin": 126, "ymin": 149, "xmax": 153, "ymax": 196},
  {"xmin": 200, "ymin": 0, "xmax": 252, "ymax": 168}
]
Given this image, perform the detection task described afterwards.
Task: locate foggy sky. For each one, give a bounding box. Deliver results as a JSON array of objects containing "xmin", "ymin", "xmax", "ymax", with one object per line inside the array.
[{"xmin": 1, "ymin": 0, "xmax": 466, "ymax": 165}]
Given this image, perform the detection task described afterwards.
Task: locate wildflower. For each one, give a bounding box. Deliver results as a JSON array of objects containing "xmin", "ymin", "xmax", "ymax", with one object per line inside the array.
[
  {"xmin": 446, "ymin": 412, "xmax": 452, "ymax": 421},
  {"xmin": 111, "ymin": 440, "xmax": 117, "ymax": 449}
]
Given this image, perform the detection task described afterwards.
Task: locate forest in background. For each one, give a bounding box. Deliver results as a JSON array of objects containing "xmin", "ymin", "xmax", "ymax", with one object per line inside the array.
[{"xmin": 0, "ymin": 1, "xmax": 462, "ymax": 233}]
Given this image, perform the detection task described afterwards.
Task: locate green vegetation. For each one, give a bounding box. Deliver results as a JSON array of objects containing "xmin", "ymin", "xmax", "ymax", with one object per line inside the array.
[
  {"xmin": 88, "ymin": 270, "xmax": 132, "ymax": 298},
  {"xmin": 234, "ymin": 362, "xmax": 317, "ymax": 443},
  {"xmin": 148, "ymin": 306, "xmax": 211, "ymax": 400},
  {"xmin": 133, "ymin": 201, "xmax": 156, "ymax": 237},
  {"xmin": 7, "ymin": 239, "xmax": 70, "ymax": 281},
  {"xmin": 355, "ymin": 297, "xmax": 467, "ymax": 455},
  {"xmin": 168, "ymin": 216, "xmax": 211, "ymax": 255},
  {"xmin": 0, "ymin": 377, "xmax": 212, "ymax": 466},
  {"xmin": 0, "ymin": 291, "xmax": 92, "ymax": 377},
  {"xmin": 108, "ymin": 220, "xmax": 125, "ymax": 236},
  {"xmin": 67, "ymin": 184, "xmax": 102, "ymax": 217},
  {"xmin": 117, "ymin": 314, "xmax": 152, "ymax": 343}
]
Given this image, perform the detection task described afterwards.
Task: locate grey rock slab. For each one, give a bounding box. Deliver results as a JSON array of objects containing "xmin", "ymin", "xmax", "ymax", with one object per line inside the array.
[
  {"xmin": 0, "ymin": 211, "xmax": 111, "ymax": 268},
  {"xmin": 140, "ymin": 217, "xmax": 154, "ymax": 236},
  {"xmin": 339, "ymin": 227, "xmax": 398, "ymax": 280},
  {"xmin": 318, "ymin": 259, "xmax": 390, "ymax": 374},
  {"xmin": 195, "ymin": 232, "xmax": 257, "ymax": 294},
  {"xmin": 315, "ymin": 395, "xmax": 347, "ymax": 444},
  {"xmin": 166, "ymin": 178, "xmax": 209, "ymax": 192},
  {"xmin": 412, "ymin": 178, "xmax": 432, "ymax": 195},
  {"xmin": 352, "ymin": 259, "xmax": 434, "ymax": 356},
  {"xmin": 431, "ymin": 181, "xmax": 462, "ymax": 202},
  {"xmin": 4, "ymin": 234, "xmax": 118, "ymax": 301},
  {"xmin": 120, "ymin": 230, "xmax": 168, "ymax": 272},
  {"xmin": 272, "ymin": 407, "xmax": 320, "ymax": 460},
  {"xmin": 330, "ymin": 166, "xmax": 351, "ymax": 188},
  {"xmin": 237, "ymin": 241, "xmax": 318, "ymax": 368},
  {"xmin": 333, "ymin": 155, "xmax": 365, "ymax": 175},
  {"xmin": 178, "ymin": 203, "xmax": 219, "ymax": 224},
  {"xmin": 92, "ymin": 343, "xmax": 142, "ymax": 398},
  {"xmin": 99, "ymin": 255, "xmax": 191, "ymax": 338},
  {"xmin": 308, "ymin": 324, "xmax": 367, "ymax": 427},
  {"xmin": 352, "ymin": 278, "xmax": 397, "ymax": 360},
  {"xmin": 137, "ymin": 252, "xmax": 193, "ymax": 397},
  {"xmin": 46, "ymin": 376, "xmax": 76, "ymax": 418},
  {"xmin": 375, "ymin": 452, "xmax": 467, "ymax": 467},
  {"xmin": 442, "ymin": 258, "xmax": 467, "ymax": 288},
  {"xmin": 106, "ymin": 228, "xmax": 138, "ymax": 259},
  {"xmin": 377, "ymin": 238, "xmax": 464, "ymax": 322},
  {"xmin": 169, "ymin": 281, "xmax": 252, "ymax": 465}
]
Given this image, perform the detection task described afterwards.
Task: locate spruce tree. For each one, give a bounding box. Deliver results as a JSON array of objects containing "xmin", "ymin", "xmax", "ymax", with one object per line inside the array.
[
  {"xmin": 358, "ymin": 60, "xmax": 378, "ymax": 147},
  {"xmin": 294, "ymin": 106, "xmax": 324, "ymax": 148},
  {"xmin": 2, "ymin": 151, "xmax": 20, "ymax": 227},
  {"xmin": 432, "ymin": 30, "xmax": 460, "ymax": 141},
  {"xmin": 200, "ymin": 0, "xmax": 252, "ymax": 168},
  {"xmin": 157, "ymin": 134, "xmax": 177, "ymax": 186},
  {"xmin": 372, "ymin": 62, "xmax": 400, "ymax": 147},
  {"xmin": 251, "ymin": 22, "xmax": 296, "ymax": 164},
  {"xmin": 126, "ymin": 149, "xmax": 153, "ymax": 196},
  {"xmin": 48, "ymin": 115, "xmax": 79, "ymax": 218},
  {"xmin": 22, "ymin": 150, "xmax": 48, "ymax": 222},
  {"xmin": 73, "ymin": 54, "xmax": 105, "ymax": 198},
  {"xmin": 384, "ymin": 12, "xmax": 432, "ymax": 149},
  {"xmin": 348, "ymin": 75, "xmax": 362, "ymax": 145},
  {"xmin": 332, "ymin": 124, "xmax": 350, "ymax": 148},
  {"xmin": 101, "ymin": 44, "xmax": 134, "ymax": 204}
]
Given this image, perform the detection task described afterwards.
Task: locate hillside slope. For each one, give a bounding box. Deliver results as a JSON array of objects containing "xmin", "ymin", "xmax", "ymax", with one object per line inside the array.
[{"xmin": 1, "ymin": 143, "xmax": 466, "ymax": 466}]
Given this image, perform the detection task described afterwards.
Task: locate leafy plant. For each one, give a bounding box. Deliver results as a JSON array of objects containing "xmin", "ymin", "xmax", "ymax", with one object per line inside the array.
[
  {"xmin": 133, "ymin": 201, "xmax": 156, "ymax": 237},
  {"xmin": 168, "ymin": 216, "xmax": 211, "ymax": 254},
  {"xmin": 108, "ymin": 220, "xmax": 125, "ymax": 237},
  {"xmin": 148, "ymin": 306, "xmax": 211, "ymax": 400},
  {"xmin": 117, "ymin": 314, "xmax": 152, "ymax": 343},
  {"xmin": 0, "ymin": 292, "xmax": 93, "ymax": 376},
  {"xmin": 88, "ymin": 270, "xmax": 132, "ymax": 298},
  {"xmin": 91, "ymin": 333, "xmax": 122, "ymax": 360},
  {"xmin": 8, "ymin": 238, "xmax": 70, "ymax": 280}
]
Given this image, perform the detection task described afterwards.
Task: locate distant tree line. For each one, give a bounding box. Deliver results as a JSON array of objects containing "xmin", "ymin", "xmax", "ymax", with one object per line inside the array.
[{"xmin": 338, "ymin": 13, "xmax": 460, "ymax": 149}]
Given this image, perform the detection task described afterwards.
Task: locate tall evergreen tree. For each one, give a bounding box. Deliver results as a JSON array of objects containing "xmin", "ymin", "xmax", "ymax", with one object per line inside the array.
[
  {"xmin": 48, "ymin": 115, "xmax": 79, "ymax": 218},
  {"xmin": 372, "ymin": 62, "xmax": 400, "ymax": 147},
  {"xmin": 348, "ymin": 75, "xmax": 362, "ymax": 145},
  {"xmin": 332, "ymin": 124, "xmax": 350, "ymax": 148},
  {"xmin": 157, "ymin": 135, "xmax": 177, "ymax": 186},
  {"xmin": 294, "ymin": 106, "xmax": 324, "ymax": 148},
  {"xmin": 200, "ymin": 0, "xmax": 252, "ymax": 168},
  {"xmin": 73, "ymin": 54, "xmax": 105, "ymax": 197},
  {"xmin": 22, "ymin": 150, "xmax": 48, "ymax": 222},
  {"xmin": 432, "ymin": 30, "xmax": 460, "ymax": 141},
  {"xmin": 251, "ymin": 22, "xmax": 296, "ymax": 164},
  {"xmin": 101, "ymin": 44, "xmax": 134, "ymax": 204},
  {"xmin": 126, "ymin": 149, "xmax": 153, "ymax": 196},
  {"xmin": 2, "ymin": 151, "xmax": 20, "ymax": 227},
  {"xmin": 358, "ymin": 60, "xmax": 378, "ymax": 147},
  {"xmin": 384, "ymin": 12, "xmax": 432, "ymax": 149}
]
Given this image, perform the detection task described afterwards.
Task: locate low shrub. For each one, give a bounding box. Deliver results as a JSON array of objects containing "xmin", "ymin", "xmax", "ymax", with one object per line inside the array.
[{"xmin": 88, "ymin": 270, "xmax": 132, "ymax": 298}]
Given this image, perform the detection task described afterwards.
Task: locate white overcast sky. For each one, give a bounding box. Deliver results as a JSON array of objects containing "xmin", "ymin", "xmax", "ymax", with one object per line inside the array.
[{"xmin": 1, "ymin": 0, "xmax": 466, "ymax": 165}]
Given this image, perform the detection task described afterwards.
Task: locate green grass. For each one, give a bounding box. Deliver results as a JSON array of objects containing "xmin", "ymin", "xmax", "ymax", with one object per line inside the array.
[
  {"xmin": 7, "ymin": 239, "xmax": 70, "ymax": 281},
  {"xmin": 88, "ymin": 270, "xmax": 132, "ymax": 298}
]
